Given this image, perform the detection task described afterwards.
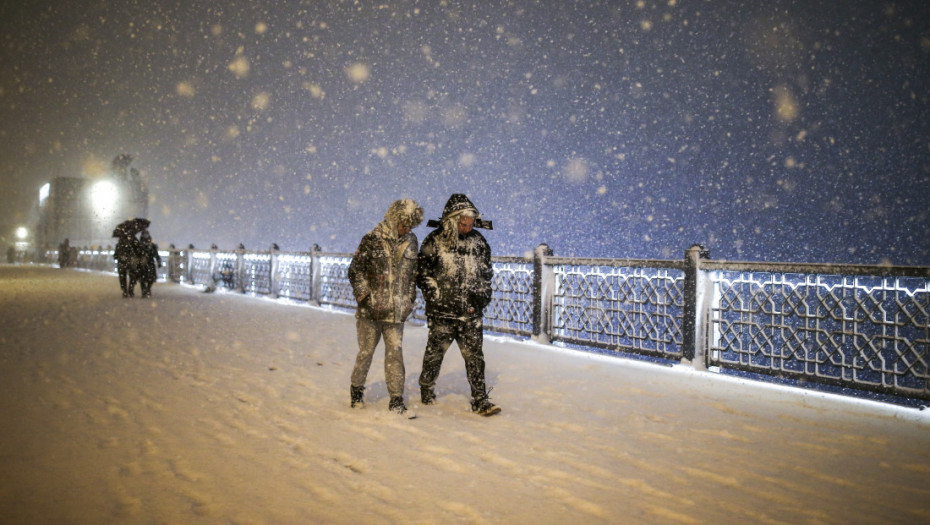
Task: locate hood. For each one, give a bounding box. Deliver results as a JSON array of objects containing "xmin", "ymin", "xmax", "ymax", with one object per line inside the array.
[
  {"xmin": 376, "ymin": 199, "xmax": 424, "ymax": 240},
  {"xmin": 427, "ymin": 194, "xmax": 493, "ymax": 230}
]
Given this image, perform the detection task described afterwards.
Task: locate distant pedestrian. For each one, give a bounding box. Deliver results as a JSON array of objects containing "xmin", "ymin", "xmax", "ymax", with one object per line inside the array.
[
  {"xmin": 114, "ymin": 233, "xmax": 137, "ymax": 297},
  {"xmin": 58, "ymin": 238, "xmax": 71, "ymax": 268},
  {"xmin": 136, "ymin": 230, "xmax": 162, "ymax": 298},
  {"xmin": 347, "ymin": 199, "xmax": 424, "ymax": 414},
  {"xmin": 417, "ymin": 194, "xmax": 501, "ymax": 416}
]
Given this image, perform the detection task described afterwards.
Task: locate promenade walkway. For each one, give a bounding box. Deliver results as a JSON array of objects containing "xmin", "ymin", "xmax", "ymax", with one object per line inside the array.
[{"xmin": 1, "ymin": 265, "xmax": 928, "ymax": 524}]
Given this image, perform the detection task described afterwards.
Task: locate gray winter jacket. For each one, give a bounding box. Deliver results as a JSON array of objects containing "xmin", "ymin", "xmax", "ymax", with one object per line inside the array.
[{"xmin": 348, "ymin": 222, "xmax": 419, "ymax": 323}]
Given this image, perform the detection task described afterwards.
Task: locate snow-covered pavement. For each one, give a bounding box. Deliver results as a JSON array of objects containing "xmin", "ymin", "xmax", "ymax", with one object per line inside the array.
[{"xmin": 1, "ymin": 265, "xmax": 928, "ymax": 524}]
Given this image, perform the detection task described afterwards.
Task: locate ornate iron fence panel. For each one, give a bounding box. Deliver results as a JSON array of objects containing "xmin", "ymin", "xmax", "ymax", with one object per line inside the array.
[
  {"xmin": 167, "ymin": 250, "xmax": 184, "ymax": 282},
  {"xmin": 189, "ymin": 252, "xmax": 213, "ymax": 286},
  {"xmin": 484, "ymin": 259, "xmax": 534, "ymax": 337},
  {"xmin": 276, "ymin": 253, "xmax": 313, "ymax": 302},
  {"xmin": 318, "ymin": 255, "xmax": 355, "ymax": 309},
  {"xmin": 156, "ymin": 250, "xmax": 170, "ymax": 280},
  {"xmin": 51, "ymin": 245, "xmax": 930, "ymax": 403},
  {"xmin": 708, "ymin": 271, "xmax": 930, "ymax": 398},
  {"xmin": 215, "ymin": 252, "xmax": 238, "ymax": 290},
  {"xmin": 551, "ymin": 263, "xmax": 685, "ymax": 359},
  {"xmin": 242, "ymin": 252, "xmax": 272, "ymax": 295}
]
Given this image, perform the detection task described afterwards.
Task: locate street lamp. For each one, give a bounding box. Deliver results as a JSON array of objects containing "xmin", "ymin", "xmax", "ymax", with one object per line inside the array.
[
  {"xmin": 13, "ymin": 226, "xmax": 30, "ymax": 263},
  {"xmin": 91, "ymin": 180, "xmax": 120, "ymax": 216},
  {"xmin": 89, "ymin": 180, "xmax": 121, "ymax": 246}
]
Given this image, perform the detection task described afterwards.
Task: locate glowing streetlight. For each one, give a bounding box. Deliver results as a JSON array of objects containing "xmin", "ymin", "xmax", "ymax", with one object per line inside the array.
[
  {"xmin": 16, "ymin": 227, "xmax": 28, "ymax": 240},
  {"xmin": 90, "ymin": 180, "xmax": 120, "ymax": 216}
]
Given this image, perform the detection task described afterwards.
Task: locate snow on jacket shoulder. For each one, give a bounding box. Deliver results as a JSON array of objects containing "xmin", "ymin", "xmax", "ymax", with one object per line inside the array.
[
  {"xmin": 417, "ymin": 227, "xmax": 493, "ymax": 319},
  {"xmin": 348, "ymin": 227, "xmax": 419, "ymax": 323}
]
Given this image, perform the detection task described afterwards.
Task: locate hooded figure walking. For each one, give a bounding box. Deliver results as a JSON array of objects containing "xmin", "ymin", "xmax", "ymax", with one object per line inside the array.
[
  {"xmin": 417, "ymin": 194, "xmax": 501, "ymax": 416},
  {"xmin": 136, "ymin": 230, "xmax": 162, "ymax": 298},
  {"xmin": 347, "ymin": 199, "xmax": 425, "ymax": 414},
  {"xmin": 114, "ymin": 233, "xmax": 138, "ymax": 297}
]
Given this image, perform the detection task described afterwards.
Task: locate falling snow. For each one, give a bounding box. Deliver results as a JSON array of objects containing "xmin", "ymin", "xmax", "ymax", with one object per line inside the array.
[{"xmin": 1, "ymin": 1, "xmax": 929, "ymax": 264}]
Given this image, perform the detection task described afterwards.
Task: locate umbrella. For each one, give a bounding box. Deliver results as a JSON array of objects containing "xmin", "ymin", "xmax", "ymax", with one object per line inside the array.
[{"xmin": 112, "ymin": 218, "xmax": 151, "ymax": 237}]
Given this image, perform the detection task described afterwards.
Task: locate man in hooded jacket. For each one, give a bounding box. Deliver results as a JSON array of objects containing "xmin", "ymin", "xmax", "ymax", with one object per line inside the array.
[
  {"xmin": 136, "ymin": 230, "xmax": 162, "ymax": 298},
  {"xmin": 347, "ymin": 199, "xmax": 424, "ymax": 414},
  {"xmin": 114, "ymin": 233, "xmax": 137, "ymax": 297},
  {"xmin": 417, "ymin": 194, "xmax": 501, "ymax": 416}
]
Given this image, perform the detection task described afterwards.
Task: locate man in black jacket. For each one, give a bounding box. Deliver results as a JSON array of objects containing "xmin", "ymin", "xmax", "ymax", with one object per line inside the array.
[
  {"xmin": 417, "ymin": 194, "xmax": 501, "ymax": 416},
  {"xmin": 136, "ymin": 230, "xmax": 162, "ymax": 298},
  {"xmin": 114, "ymin": 233, "xmax": 137, "ymax": 297},
  {"xmin": 347, "ymin": 199, "xmax": 424, "ymax": 414}
]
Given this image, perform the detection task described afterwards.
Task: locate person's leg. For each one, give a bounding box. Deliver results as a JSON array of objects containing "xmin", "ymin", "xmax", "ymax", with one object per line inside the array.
[
  {"xmin": 381, "ymin": 322, "xmax": 406, "ymax": 399},
  {"xmin": 118, "ymin": 265, "xmax": 128, "ymax": 295},
  {"xmin": 457, "ymin": 317, "xmax": 488, "ymax": 401},
  {"xmin": 351, "ymin": 318, "xmax": 381, "ymax": 389},
  {"xmin": 128, "ymin": 267, "xmax": 138, "ymax": 297},
  {"xmin": 418, "ymin": 318, "xmax": 456, "ymax": 400}
]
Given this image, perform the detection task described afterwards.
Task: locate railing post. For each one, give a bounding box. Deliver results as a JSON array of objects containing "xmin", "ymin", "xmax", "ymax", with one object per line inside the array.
[
  {"xmin": 269, "ymin": 243, "xmax": 279, "ymax": 298},
  {"xmin": 186, "ymin": 244, "xmax": 196, "ymax": 284},
  {"xmin": 682, "ymin": 244, "xmax": 710, "ymax": 367},
  {"xmin": 209, "ymin": 244, "xmax": 217, "ymax": 288},
  {"xmin": 310, "ymin": 244, "xmax": 322, "ymax": 305},
  {"xmin": 236, "ymin": 243, "xmax": 246, "ymax": 293},
  {"xmin": 532, "ymin": 243, "xmax": 554, "ymax": 344},
  {"xmin": 167, "ymin": 244, "xmax": 178, "ymax": 282}
]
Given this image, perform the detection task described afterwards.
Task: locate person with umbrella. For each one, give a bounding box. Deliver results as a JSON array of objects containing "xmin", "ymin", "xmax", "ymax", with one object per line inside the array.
[{"xmin": 112, "ymin": 218, "xmax": 150, "ymax": 298}]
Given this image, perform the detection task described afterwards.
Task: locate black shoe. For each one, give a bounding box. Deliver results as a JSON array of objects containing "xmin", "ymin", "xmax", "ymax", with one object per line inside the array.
[
  {"xmin": 471, "ymin": 397, "xmax": 501, "ymax": 417},
  {"xmin": 421, "ymin": 388, "xmax": 436, "ymax": 405},
  {"xmin": 388, "ymin": 396, "xmax": 407, "ymax": 414},
  {"xmin": 350, "ymin": 386, "xmax": 365, "ymax": 408}
]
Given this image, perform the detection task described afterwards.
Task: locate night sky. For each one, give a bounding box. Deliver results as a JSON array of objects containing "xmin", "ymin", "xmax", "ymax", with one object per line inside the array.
[{"xmin": 2, "ymin": 1, "xmax": 929, "ymax": 264}]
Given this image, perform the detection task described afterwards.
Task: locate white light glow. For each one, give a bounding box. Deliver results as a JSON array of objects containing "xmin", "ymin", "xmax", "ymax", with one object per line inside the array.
[
  {"xmin": 90, "ymin": 180, "xmax": 119, "ymax": 216},
  {"xmin": 16, "ymin": 227, "xmax": 28, "ymax": 240},
  {"xmin": 39, "ymin": 183, "xmax": 50, "ymax": 206}
]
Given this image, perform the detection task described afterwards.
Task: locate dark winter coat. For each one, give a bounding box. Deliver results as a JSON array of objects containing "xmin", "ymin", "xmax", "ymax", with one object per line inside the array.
[
  {"xmin": 348, "ymin": 223, "xmax": 420, "ymax": 323},
  {"xmin": 114, "ymin": 237, "xmax": 135, "ymax": 267},
  {"xmin": 417, "ymin": 195, "xmax": 493, "ymax": 320},
  {"xmin": 136, "ymin": 240, "xmax": 161, "ymax": 284}
]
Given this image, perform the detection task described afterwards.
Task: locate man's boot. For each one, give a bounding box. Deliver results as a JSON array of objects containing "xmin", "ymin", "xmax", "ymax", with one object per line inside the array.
[
  {"xmin": 350, "ymin": 385, "xmax": 365, "ymax": 408},
  {"xmin": 389, "ymin": 396, "xmax": 407, "ymax": 414},
  {"xmin": 471, "ymin": 396, "xmax": 501, "ymax": 417},
  {"xmin": 421, "ymin": 387, "xmax": 436, "ymax": 405}
]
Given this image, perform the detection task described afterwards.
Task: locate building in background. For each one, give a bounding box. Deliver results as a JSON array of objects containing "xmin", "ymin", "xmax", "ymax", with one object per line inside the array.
[{"xmin": 35, "ymin": 154, "xmax": 148, "ymax": 258}]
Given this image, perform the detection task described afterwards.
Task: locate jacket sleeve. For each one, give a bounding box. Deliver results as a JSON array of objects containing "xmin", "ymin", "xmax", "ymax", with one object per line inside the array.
[
  {"xmin": 404, "ymin": 235, "xmax": 420, "ymax": 303},
  {"xmin": 472, "ymin": 235, "xmax": 494, "ymax": 311},
  {"xmin": 347, "ymin": 235, "xmax": 373, "ymax": 302},
  {"xmin": 416, "ymin": 234, "xmax": 440, "ymax": 303}
]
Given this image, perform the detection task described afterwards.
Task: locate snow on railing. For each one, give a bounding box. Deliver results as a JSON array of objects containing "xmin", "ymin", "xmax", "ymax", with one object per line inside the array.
[{"xmin": 49, "ymin": 243, "xmax": 930, "ymax": 403}]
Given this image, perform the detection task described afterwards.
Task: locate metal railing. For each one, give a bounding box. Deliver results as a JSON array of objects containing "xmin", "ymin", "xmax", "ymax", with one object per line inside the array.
[
  {"xmin": 698, "ymin": 257, "xmax": 930, "ymax": 400},
  {"xmin": 51, "ymin": 243, "xmax": 930, "ymax": 402}
]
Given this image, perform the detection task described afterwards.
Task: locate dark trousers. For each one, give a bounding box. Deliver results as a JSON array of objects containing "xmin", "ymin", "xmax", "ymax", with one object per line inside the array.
[
  {"xmin": 140, "ymin": 276, "xmax": 154, "ymax": 297},
  {"xmin": 139, "ymin": 266, "xmax": 156, "ymax": 297},
  {"xmin": 117, "ymin": 263, "xmax": 135, "ymax": 296},
  {"xmin": 419, "ymin": 316, "xmax": 487, "ymax": 401}
]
